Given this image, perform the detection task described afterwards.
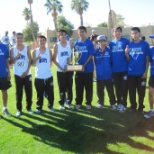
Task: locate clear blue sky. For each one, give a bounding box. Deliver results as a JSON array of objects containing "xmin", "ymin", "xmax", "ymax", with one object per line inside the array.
[{"xmin": 0, "ymin": 0, "xmax": 154, "ymax": 37}]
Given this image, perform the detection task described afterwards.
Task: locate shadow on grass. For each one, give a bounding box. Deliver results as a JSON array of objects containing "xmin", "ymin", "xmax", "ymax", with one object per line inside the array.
[{"xmin": 3, "ymin": 106, "xmax": 154, "ymax": 153}]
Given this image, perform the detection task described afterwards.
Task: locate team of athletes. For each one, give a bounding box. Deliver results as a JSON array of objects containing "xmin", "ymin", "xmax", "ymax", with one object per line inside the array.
[{"xmin": 0, "ymin": 26, "xmax": 154, "ymax": 119}]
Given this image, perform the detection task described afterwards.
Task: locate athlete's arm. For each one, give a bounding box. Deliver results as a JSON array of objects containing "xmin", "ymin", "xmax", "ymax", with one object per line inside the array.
[
  {"xmin": 69, "ymin": 41, "xmax": 73, "ymax": 50},
  {"xmin": 142, "ymin": 56, "xmax": 149, "ymax": 79},
  {"xmin": 52, "ymin": 43, "xmax": 65, "ymax": 72},
  {"xmin": 10, "ymin": 48, "xmax": 21, "ymax": 64},
  {"xmin": 69, "ymin": 41, "xmax": 73, "ymax": 60},
  {"xmin": 6, "ymin": 59, "xmax": 11, "ymax": 81},
  {"xmin": 49, "ymin": 49, "xmax": 53, "ymax": 67},
  {"xmin": 83, "ymin": 55, "xmax": 93, "ymax": 71},
  {"xmin": 32, "ymin": 50, "xmax": 41, "ymax": 65},
  {"xmin": 125, "ymin": 45, "xmax": 130, "ymax": 61}
]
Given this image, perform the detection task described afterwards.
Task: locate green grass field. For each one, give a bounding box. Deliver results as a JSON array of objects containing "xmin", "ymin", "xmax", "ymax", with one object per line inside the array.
[{"xmin": 0, "ymin": 66, "xmax": 154, "ymax": 154}]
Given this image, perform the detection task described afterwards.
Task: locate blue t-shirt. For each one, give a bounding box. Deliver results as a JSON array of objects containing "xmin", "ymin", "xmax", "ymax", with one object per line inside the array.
[
  {"xmin": 94, "ymin": 47, "xmax": 112, "ymax": 80},
  {"xmin": 128, "ymin": 40, "xmax": 149, "ymax": 76},
  {"xmin": 109, "ymin": 38, "xmax": 129, "ymax": 72},
  {"xmin": 74, "ymin": 38, "xmax": 94, "ymax": 73},
  {"xmin": 149, "ymin": 47, "xmax": 154, "ymax": 76},
  {"xmin": 0, "ymin": 44, "xmax": 9, "ymax": 78}
]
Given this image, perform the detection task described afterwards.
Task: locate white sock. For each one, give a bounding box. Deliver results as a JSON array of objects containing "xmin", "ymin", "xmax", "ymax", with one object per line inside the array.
[{"xmin": 3, "ymin": 107, "xmax": 7, "ymax": 110}]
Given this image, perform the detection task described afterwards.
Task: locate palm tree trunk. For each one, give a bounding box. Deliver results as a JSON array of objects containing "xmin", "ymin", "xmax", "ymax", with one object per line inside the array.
[
  {"xmin": 53, "ymin": 17, "xmax": 58, "ymax": 32},
  {"xmin": 80, "ymin": 14, "xmax": 83, "ymax": 26},
  {"xmin": 29, "ymin": 3, "xmax": 36, "ymax": 43}
]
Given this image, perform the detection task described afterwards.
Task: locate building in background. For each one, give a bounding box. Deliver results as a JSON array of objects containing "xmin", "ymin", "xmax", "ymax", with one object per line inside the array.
[{"xmin": 41, "ymin": 25, "xmax": 154, "ymax": 49}]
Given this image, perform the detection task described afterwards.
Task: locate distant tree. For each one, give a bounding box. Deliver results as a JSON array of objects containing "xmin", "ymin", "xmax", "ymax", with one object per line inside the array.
[
  {"xmin": 97, "ymin": 22, "xmax": 108, "ymax": 27},
  {"xmin": 57, "ymin": 15, "xmax": 74, "ymax": 36},
  {"xmin": 116, "ymin": 14, "xmax": 125, "ymax": 27},
  {"xmin": 71, "ymin": 0, "xmax": 89, "ymax": 26},
  {"xmin": 44, "ymin": 0, "xmax": 63, "ymax": 31},
  {"xmin": 27, "ymin": 0, "xmax": 36, "ymax": 43},
  {"xmin": 22, "ymin": 7, "xmax": 31, "ymax": 24},
  {"xmin": 22, "ymin": 22, "xmax": 39, "ymax": 43}
]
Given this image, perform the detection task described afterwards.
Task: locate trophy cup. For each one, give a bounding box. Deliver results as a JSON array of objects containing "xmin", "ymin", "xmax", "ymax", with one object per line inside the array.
[
  {"xmin": 65, "ymin": 46, "xmax": 83, "ymax": 71},
  {"xmin": 75, "ymin": 51, "xmax": 80, "ymax": 65}
]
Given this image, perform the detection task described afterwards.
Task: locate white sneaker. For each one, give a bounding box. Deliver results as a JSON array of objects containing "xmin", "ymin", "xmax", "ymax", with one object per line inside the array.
[
  {"xmin": 144, "ymin": 110, "xmax": 154, "ymax": 118},
  {"xmin": 16, "ymin": 111, "xmax": 22, "ymax": 117},
  {"xmin": 28, "ymin": 109, "xmax": 34, "ymax": 114},
  {"xmin": 86, "ymin": 105, "xmax": 91, "ymax": 110},
  {"xmin": 96, "ymin": 104, "xmax": 102, "ymax": 108},
  {"xmin": 117, "ymin": 104, "xmax": 123, "ymax": 110},
  {"xmin": 111, "ymin": 104, "xmax": 117, "ymax": 110},
  {"xmin": 59, "ymin": 106, "xmax": 65, "ymax": 110},
  {"xmin": 75, "ymin": 105, "xmax": 81, "ymax": 110},
  {"xmin": 119, "ymin": 105, "xmax": 126, "ymax": 113}
]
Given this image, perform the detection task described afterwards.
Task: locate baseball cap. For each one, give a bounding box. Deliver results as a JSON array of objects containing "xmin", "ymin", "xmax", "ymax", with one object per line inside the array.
[
  {"xmin": 97, "ymin": 35, "xmax": 106, "ymax": 41},
  {"xmin": 149, "ymin": 34, "xmax": 154, "ymax": 38}
]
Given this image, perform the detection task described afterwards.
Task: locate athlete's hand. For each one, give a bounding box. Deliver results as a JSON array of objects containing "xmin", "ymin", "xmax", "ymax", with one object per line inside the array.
[
  {"xmin": 142, "ymin": 73, "xmax": 147, "ymax": 79},
  {"xmin": 21, "ymin": 71, "xmax": 28, "ymax": 78},
  {"xmin": 82, "ymin": 65, "xmax": 85, "ymax": 72},
  {"xmin": 7, "ymin": 73, "xmax": 11, "ymax": 81},
  {"xmin": 16, "ymin": 51, "xmax": 22, "ymax": 58},
  {"xmin": 62, "ymin": 68, "xmax": 66, "ymax": 73},
  {"xmin": 125, "ymin": 45, "xmax": 129, "ymax": 54},
  {"xmin": 37, "ymin": 53, "xmax": 41, "ymax": 60}
]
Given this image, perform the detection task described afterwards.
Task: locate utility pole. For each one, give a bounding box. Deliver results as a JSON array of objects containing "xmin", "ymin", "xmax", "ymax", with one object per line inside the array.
[
  {"xmin": 108, "ymin": 0, "xmax": 113, "ymax": 29},
  {"xmin": 108, "ymin": 0, "xmax": 113, "ymax": 40}
]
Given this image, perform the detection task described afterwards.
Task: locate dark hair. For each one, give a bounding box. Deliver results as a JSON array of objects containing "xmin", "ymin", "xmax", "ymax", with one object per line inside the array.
[
  {"xmin": 113, "ymin": 26, "xmax": 122, "ymax": 32},
  {"xmin": 58, "ymin": 29, "xmax": 67, "ymax": 35},
  {"xmin": 90, "ymin": 35, "xmax": 98, "ymax": 41},
  {"xmin": 16, "ymin": 32, "xmax": 23, "ymax": 36},
  {"xmin": 142, "ymin": 36, "xmax": 145, "ymax": 41},
  {"xmin": 131, "ymin": 27, "xmax": 141, "ymax": 33},
  {"xmin": 37, "ymin": 35, "xmax": 47, "ymax": 41},
  {"xmin": 78, "ymin": 26, "xmax": 87, "ymax": 32},
  {"xmin": 13, "ymin": 31, "xmax": 16, "ymax": 34}
]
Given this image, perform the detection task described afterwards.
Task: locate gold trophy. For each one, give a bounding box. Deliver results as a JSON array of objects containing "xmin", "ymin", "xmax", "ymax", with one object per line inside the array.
[
  {"xmin": 65, "ymin": 46, "xmax": 83, "ymax": 71},
  {"xmin": 75, "ymin": 51, "xmax": 80, "ymax": 65}
]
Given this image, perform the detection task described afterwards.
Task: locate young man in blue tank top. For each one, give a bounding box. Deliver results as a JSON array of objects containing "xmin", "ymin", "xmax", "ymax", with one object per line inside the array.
[
  {"xmin": 125, "ymin": 27, "xmax": 149, "ymax": 113},
  {"xmin": 144, "ymin": 35, "xmax": 154, "ymax": 118},
  {"xmin": 109, "ymin": 27, "xmax": 129, "ymax": 112},
  {"xmin": 74, "ymin": 26, "xmax": 94, "ymax": 110},
  {"xmin": 10, "ymin": 33, "xmax": 33, "ymax": 117},
  {"xmin": 0, "ymin": 43, "xmax": 11, "ymax": 117},
  {"xmin": 53, "ymin": 29, "xmax": 74, "ymax": 110},
  {"xmin": 94, "ymin": 35, "xmax": 116, "ymax": 109},
  {"xmin": 33, "ymin": 35, "xmax": 55, "ymax": 114}
]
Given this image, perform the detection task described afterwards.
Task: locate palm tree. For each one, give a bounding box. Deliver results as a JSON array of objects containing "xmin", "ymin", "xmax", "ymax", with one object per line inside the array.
[
  {"xmin": 44, "ymin": 0, "xmax": 63, "ymax": 31},
  {"xmin": 22, "ymin": 7, "xmax": 31, "ymax": 24},
  {"xmin": 28, "ymin": 0, "xmax": 36, "ymax": 43},
  {"xmin": 71, "ymin": 0, "xmax": 89, "ymax": 26}
]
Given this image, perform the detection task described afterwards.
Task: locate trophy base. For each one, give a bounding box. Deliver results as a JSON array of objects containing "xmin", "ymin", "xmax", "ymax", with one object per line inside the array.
[{"xmin": 66, "ymin": 65, "xmax": 83, "ymax": 71}]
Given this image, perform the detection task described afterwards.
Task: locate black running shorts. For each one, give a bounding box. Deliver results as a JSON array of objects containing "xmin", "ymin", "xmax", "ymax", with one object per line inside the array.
[{"xmin": 0, "ymin": 78, "xmax": 12, "ymax": 90}]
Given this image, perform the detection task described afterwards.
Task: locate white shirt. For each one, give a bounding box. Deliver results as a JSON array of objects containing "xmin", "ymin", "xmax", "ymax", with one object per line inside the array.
[
  {"xmin": 13, "ymin": 45, "xmax": 31, "ymax": 76},
  {"xmin": 35, "ymin": 47, "xmax": 52, "ymax": 79},
  {"xmin": 57, "ymin": 41, "xmax": 72, "ymax": 72},
  {"xmin": 1, "ymin": 35, "xmax": 10, "ymax": 44},
  {"xmin": 11, "ymin": 36, "xmax": 16, "ymax": 46}
]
